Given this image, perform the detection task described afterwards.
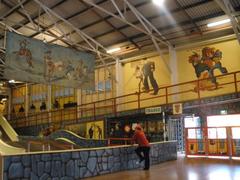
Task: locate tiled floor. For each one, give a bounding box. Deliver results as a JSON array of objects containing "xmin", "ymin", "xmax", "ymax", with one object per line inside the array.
[{"xmin": 86, "ymin": 156, "xmax": 240, "ymax": 180}]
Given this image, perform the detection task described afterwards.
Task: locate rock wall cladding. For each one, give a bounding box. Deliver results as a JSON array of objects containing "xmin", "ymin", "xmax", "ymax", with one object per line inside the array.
[{"xmin": 2, "ymin": 141, "xmax": 177, "ymax": 180}]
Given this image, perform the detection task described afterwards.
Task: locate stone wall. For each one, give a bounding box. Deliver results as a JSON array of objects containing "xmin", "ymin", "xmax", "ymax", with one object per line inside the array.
[{"xmin": 1, "ymin": 141, "xmax": 177, "ymax": 180}]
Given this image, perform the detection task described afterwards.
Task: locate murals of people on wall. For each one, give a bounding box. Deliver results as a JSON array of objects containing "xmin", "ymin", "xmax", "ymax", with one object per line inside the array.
[
  {"xmin": 86, "ymin": 121, "xmax": 104, "ymax": 139},
  {"xmin": 142, "ymin": 59, "xmax": 159, "ymax": 95},
  {"xmin": 96, "ymin": 125, "xmax": 103, "ymax": 139},
  {"xmin": 5, "ymin": 32, "xmax": 95, "ymax": 89},
  {"xmin": 88, "ymin": 125, "xmax": 94, "ymax": 139},
  {"xmin": 44, "ymin": 50, "xmax": 65, "ymax": 81},
  {"xmin": 14, "ymin": 39, "xmax": 34, "ymax": 68},
  {"xmin": 134, "ymin": 59, "xmax": 159, "ymax": 95},
  {"xmin": 188, "ymin": 47, "xmax": 228, "ymax": 92}
]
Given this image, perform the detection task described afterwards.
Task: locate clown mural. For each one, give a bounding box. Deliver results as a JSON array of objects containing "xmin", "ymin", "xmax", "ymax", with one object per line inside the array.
[{"xmin": 188, "ymin": 47, "xmax": 228, "ymax": 92}]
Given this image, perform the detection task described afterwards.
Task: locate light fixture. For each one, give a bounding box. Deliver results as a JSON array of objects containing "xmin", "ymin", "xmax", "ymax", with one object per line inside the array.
[
  {"xmin": 106, "ymin": 47, "xmax": 121, "ymax": 54},
  {"xmin": 220, "ymin": 110, "xmax": 228, "ymax": 115},
  {"xmin": 207, "ymin": 19, "xmax": 230, "ymax": 27},
  {"xmin": 1, "ymin": 98, "xmax": 7, "ymax": 102},
  {"xmin": 9, "ymin": 79, "xmax": 15, "ymax": 83},
  {"xmin": 153, "ymin": 0, "xmax": 165, "ymax": 6}
]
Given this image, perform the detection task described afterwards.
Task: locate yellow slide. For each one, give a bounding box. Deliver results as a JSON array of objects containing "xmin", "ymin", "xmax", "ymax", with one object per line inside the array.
[
  {"xmin": 0, "ymin": 116, "xmax": 19, "ymax": 142},
  {"xmin": 0, "ymin": 116, "xmax": 25, "ymax": 154},
  {"xmin": 0, "ymin": 139, "xmax": 25, "ymax": 155}
]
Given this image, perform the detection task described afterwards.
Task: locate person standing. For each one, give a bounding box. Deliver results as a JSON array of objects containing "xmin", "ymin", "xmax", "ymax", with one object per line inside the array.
[
  {"xmin": 132, "ymin": 124, "xmax": 150, "ymax": 170},
  {"xmin": 53, "ymin": 99, "xmax": 60, "ymax": 109},
  {"xmin": 40, "ymin": 101, "xmax": 47, "ymax": 111}
]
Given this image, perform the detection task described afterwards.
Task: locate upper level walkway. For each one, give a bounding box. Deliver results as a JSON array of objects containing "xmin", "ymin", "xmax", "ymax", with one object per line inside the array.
[{"xmin": 7, "ymin": 70, "xmax": 240, "ymax": 128}]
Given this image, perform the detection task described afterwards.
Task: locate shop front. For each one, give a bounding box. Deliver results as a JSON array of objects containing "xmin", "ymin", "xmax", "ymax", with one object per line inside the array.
[{"xmin": 185, "ymin": 114, "xmax": 240, "ymax": 159}]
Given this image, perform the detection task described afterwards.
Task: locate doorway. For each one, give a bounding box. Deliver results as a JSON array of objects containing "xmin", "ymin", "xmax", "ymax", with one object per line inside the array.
[{"xmin": 185, "ymin": 114, "xmax": 240, "ymax": 159}]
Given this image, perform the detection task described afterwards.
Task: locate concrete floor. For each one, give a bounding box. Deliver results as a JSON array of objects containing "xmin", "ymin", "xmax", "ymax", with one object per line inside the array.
[{"xmin": 86, "ymin": 155, "xmax": 240, "ymax": 180}]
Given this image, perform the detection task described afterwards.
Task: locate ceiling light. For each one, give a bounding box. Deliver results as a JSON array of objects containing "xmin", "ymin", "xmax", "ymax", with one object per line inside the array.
[
  {"xmin": 1, "ymin": 98, "xmax": 7, "ymax": 102},
  {"xmin": 207, "ymin": 19, "xmax": 231, "ymax": 27},
  {"xmin": 9, "ymin": 79, "xmax": 15, "ymax": 83},
  {"xmin": 106, "ymin": 47, "xmax": 121, "ymax": 54},
  {"xmin": 153, "ymin": 0, "xmax": 165, "ymax": 6}
]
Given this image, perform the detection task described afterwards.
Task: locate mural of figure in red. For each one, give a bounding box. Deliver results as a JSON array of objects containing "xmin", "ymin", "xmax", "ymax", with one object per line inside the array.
[
  {"xmin": 188, "ymin": 47, "xmax": 228, "ymax": 91},
  {"xmin": 44, "ymin": 50, "xmax": 65, "ymax": 81},
  {"xmin": 15, "ymin": 39, "xmax": 34, "ymax": 68}
]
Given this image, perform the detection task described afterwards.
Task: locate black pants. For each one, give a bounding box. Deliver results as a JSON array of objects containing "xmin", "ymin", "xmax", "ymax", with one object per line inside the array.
[
  {"xmin": 143, "ymin": 72, "xmax": 159, "ymax": 93},
  {"xmin": 135, "ymin": 146, "xmax": 150, "ymax": 169}
]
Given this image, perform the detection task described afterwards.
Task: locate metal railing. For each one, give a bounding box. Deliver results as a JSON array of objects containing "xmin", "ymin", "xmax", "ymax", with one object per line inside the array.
[
  {"xmin": 26, "ymin": 140, "xmax": 74, "ymax": 152},
  {"xmin": 7, "ymin": 70, "xmax": 240, "ymax": 128},
  {"xmin": 107, "ymin": 138, "xmax": 133, "ymax": 146}
]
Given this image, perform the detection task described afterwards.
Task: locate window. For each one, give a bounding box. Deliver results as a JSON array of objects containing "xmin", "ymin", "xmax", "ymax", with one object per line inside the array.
[
  {"xmin": 207, "ymin": 115, "xmax": 240, "ymax": 127},
  {"xmin": 184, "ymin": 116, "xmax": 201, "ymax": 128},
  {"xmin": 208, "ymin": 128, "xmax": 226, "ymax": 139},
  {"xmin": 96, "ymin": 81, "xmax": 104, "ymax": 92},
  {"xmin": 105, "ymin": 80, "xmax": 111, "ymax": 91},
  {"xmin": 232, "ymin": 128, "xmax": 240, "ymax": 139}
]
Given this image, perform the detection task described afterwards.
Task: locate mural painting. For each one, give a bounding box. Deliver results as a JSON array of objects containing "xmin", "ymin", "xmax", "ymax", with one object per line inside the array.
[
  {"xmin": 188, "ymin": 47, "xmax": 228, "ymax": 92},
  {"xmin": 5, "ymin": 32, "xmax": 95, "ymax": 89},
  {"xmin": 86, "ymin": 120, "xmax": 104, "ymax": 139},
  {"xmin": 134, "ymin": 58, "xmax": 159, "ymax": 95}
]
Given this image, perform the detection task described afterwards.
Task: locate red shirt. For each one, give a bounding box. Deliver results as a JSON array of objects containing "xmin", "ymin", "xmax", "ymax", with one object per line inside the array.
[{"xmin": 133, "ymin": 130, "xmax": 150, "ymax": 147}]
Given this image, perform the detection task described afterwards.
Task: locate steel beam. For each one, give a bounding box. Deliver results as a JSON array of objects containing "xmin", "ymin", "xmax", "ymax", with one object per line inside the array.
[
  {"xmin": 123, "ymin": 0, "xmax": 171, "ymax": 72},
  {"xmin": 215, "ymin": 0, "xmax": 240, "ymax": 44},
  {"xmin": 33, "ymin": 0, "xmax": 118, "ymax": 82}
]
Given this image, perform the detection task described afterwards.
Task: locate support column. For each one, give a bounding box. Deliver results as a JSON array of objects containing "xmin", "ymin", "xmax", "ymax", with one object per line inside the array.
[
  {"xmin": 47, "ymin": 85, "xmax": 52, "ymax": 124},
  {"xmin": 7, "ymin": 88, "xmax": 12, "ymax": 120},
  {"xmin": 169, "ymin": 46, "xmax": 179, "ymax": 102},
  {"xmin": 77, "ymin": 89, "xmax": 82, "ymax": 119},
  {"xmin": 25, "ymin": 83, "xmax": 29, "ymax": 117},
  {"xmin": 115, "ymin": 58, "xmax": 124, "ymax": 112}
]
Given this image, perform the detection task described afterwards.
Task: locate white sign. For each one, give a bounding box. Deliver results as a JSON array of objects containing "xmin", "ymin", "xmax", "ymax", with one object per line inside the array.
[{"xmin": 145, "ymin": 107, "xmax": 162, "ymax": 114}]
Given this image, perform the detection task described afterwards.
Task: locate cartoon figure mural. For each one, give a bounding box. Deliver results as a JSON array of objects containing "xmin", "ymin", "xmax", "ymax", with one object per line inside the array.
[
  {"xmin": 142, "ymin": 60, "xmax": 159, "ymax": 95},
  {"xmin": 5, "ymin": 32, "xmax": 95, "ymax": 89},
  {"xmin": 188, "ymin": 47, "xmax": 228, "ymax": 91},
  {"xmin": 14, "ymin": 39, "xmax": 34, "ymax": 68},
  {"xmin": 134, "ymin": 58, "xmax": 159, "ymax": 95},
  {"xmin": 44, "ymin": 51, "xmax": 65, "ymax": 81}
]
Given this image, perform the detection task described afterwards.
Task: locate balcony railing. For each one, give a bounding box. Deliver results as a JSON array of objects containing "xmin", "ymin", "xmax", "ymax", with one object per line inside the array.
[{"xmin": 7, "ymin": 70, "xmax": 240, "ymax": 128}]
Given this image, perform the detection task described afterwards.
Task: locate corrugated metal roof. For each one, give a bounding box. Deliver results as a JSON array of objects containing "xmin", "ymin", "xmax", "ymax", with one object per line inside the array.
[
  {"xmin": 0, "ymin": 0, "xmax": 238, "ymax": 60},
  {"xmin": 186, "ymin": 1, "xmax": 222, "ymax": 19},
  {"xmin": 231, "ymin": 0, "xmax": 240, "ymax": 8}
]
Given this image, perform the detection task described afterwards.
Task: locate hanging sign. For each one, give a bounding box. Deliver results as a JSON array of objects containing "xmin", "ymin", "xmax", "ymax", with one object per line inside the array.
[
  {"xmin": 145, "ymin": 106, "xmax": 161, "ymax": 114},
  {"xmin": 5, "ymin": 32, "xmax": 95, "ymax": 89},
  {"xmin": 173, "ymin": 103, "xmax": 183, "ymax": 114}
]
